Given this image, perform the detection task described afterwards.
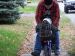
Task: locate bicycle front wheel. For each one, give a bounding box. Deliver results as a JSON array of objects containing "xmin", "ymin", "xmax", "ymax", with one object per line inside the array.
[{"xmin": 43, "ymin": 41, "xmax": 51, "ymax": 56}]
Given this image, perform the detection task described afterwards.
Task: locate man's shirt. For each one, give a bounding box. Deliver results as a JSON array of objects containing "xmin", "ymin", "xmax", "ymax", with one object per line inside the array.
[{"xmin": 35, "ymin": 0, "xmax": 60, "ymax": 27}]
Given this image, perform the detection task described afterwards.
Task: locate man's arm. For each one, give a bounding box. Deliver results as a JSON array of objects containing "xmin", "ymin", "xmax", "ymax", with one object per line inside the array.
[
  {"xmin": 52, "ymin": 2, "xmax": 60, "ymax": 27},
  {"xmin": 35, "ymin": 2, "xmax": 42, "ymax": 24}
]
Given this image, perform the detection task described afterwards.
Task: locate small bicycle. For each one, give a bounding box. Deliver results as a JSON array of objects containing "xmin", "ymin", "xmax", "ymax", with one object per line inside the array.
[{"xmin": 36, "ymin": 17, "xmax": 58, "ymax": 56}]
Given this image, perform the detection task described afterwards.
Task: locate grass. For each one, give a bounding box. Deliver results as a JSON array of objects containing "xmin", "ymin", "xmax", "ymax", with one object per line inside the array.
[
  {"xmin": 19, "ymin": 6, "xmax": 36, "ymax": 13},
  {"xmin": 0, "ymin": 16, "xmax": 34, "ymax": 56},
  {"xmin": 60, "ymin": 12, "xmax": 75, "ymax": 56},
  {"xmin": 68, "ymin": 42, "xmax": 75, "ymax": 56},
  {"xmin": 0, "ymin": 1, "xmax": 36, "ymax": 56},
  {"xmin": 0, "ymin": 29, "xmax": 22, "ymax": 56},
  {"xmin": 19, "ymin": 0, "xmax": 37, "ymax": 14},
  {"xmin": 60, "ymin": 13, "xmax": 70, "ymax": 26},
  {"xmin": 0, "ymin": 3, "xmax": 36, "ymax": 55},
  {"xmin": 60, "ymin": 13, "xmax": 70, "ymax": 39}
]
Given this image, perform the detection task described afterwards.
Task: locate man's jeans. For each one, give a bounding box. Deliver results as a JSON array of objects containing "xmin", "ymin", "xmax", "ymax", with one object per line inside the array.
[{"xmin": 34, "ymin": 31, "xmax": 60, "ymax": 55}]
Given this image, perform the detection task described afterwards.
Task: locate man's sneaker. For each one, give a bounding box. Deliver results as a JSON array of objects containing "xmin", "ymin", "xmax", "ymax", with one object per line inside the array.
[
  {"xmin": 51, "ymin": 44, "xmax": 56, "ymax": 53},
  {"xmin": 31, "ymin": 52, "xmax": 40, "ymax": 56},
  {"xmin": 55, "ymin": 50, "xmax": 60, "ymax": 56}
]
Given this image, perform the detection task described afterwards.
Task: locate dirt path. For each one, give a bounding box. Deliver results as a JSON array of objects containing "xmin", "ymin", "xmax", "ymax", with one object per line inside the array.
[
  {"xmin": 17, "ymin": 26, "xmax": 35, "ymax": 56},
  {"xmin": 17, "ymin": 14, "xmax": 36, "ymax": 56}
]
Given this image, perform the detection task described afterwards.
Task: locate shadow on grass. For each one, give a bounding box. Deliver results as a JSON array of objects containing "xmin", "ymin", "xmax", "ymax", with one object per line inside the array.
[{"xmin": 0, "ymin": 21, "xmax": 16, "ymax": 25}]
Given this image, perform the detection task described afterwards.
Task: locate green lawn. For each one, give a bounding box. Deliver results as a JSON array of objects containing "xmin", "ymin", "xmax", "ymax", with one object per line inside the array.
[
  {"xmin": 19, "ymin": 6, "xmax": 36, "ymax": 13},
  {"xmin": 0, "ymin": 3, "xmax": 36, "ymax": 56},
  {"xmin": 0, "ymin": 29, "xmax": 22, "ymax": 56},
  {"xmin": 0, "ymin": 17, "xmax": 34, "ymax": 56}
]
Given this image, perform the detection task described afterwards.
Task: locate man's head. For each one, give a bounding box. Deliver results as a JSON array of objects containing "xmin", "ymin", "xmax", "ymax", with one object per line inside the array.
[{"xmin": 44, "ymin": 0, "xmax": 53, "ymax": 5}]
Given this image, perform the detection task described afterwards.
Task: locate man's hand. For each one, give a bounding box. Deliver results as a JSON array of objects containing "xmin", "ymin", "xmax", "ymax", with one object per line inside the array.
[
  {"xmin": 51, "ymin": 24, "xmax": 59, "ymax": 32},
  {"xmin": 35, "ymin": 24, "xmax": 42, "ymax": 32}
]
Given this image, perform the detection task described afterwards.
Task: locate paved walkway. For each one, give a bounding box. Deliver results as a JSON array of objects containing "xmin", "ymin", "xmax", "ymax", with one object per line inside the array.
[{"xmin": 20, "ymin": 13, "xmax": 35, "ymax": 17}]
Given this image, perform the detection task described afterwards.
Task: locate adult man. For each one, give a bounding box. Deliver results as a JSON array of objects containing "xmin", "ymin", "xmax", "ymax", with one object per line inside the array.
[{"xmin": 31, "ymin": 0, "xmax": 60, "ymax": 56}]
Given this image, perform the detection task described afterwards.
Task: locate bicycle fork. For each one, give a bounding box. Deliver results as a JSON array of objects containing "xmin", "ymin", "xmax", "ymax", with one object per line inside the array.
[{"xmin": 47, "ymin": 40, "xmax": 52, "ymax": 56}]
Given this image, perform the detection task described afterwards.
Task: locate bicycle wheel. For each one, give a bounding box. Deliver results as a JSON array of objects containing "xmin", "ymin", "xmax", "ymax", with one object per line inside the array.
[{"xmin": 43, "ymin": 41, "xmax": 51, "ymax": 56}]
